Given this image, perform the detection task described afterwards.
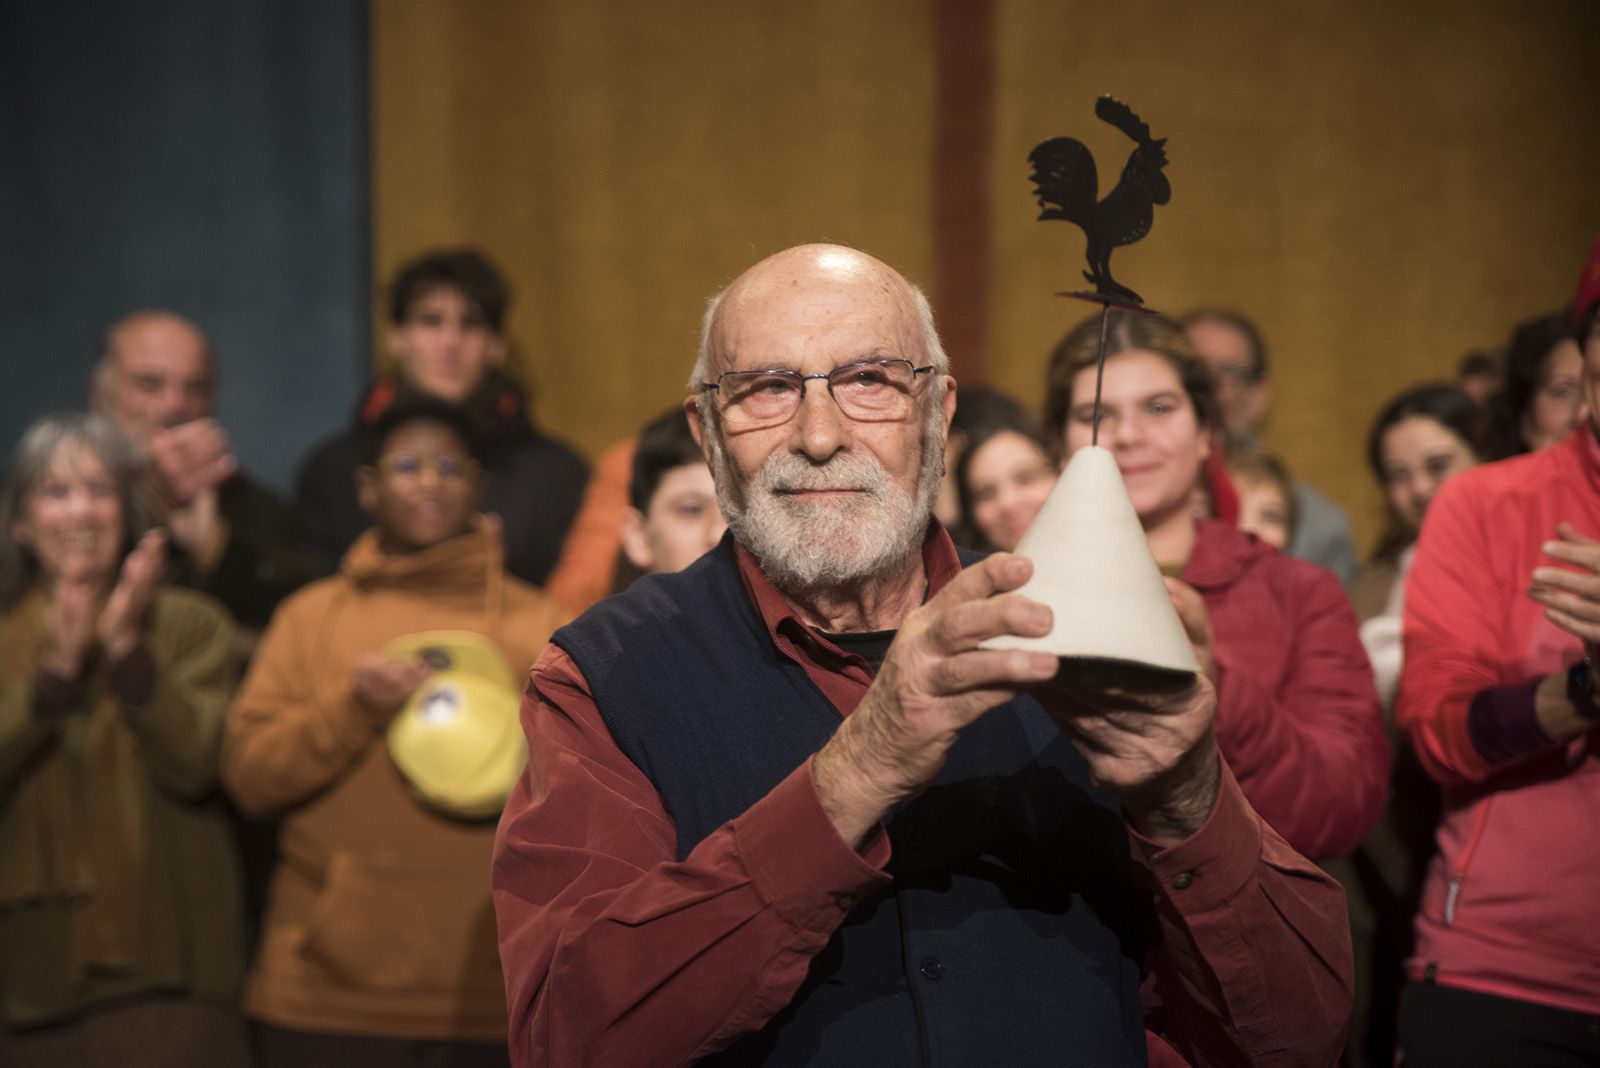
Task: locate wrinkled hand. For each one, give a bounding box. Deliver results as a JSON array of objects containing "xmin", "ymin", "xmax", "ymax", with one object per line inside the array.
[
  {"xmin": 1164, "ymin": 577, "xmax": 1218, "ymax": 684},
  {"xmin": 40, "ymin": 581, "xmax": 97, "ymax": 679},
  {"xmin": 147, "ymin": 419, "xmax": 235, "ymax": 506},
  {"xmin": 812, "ymin": 556, "xmax": 1062, "ymax": 844},
  {"xmin": 1039, "ymin": 664, "xmax": 1219, "ymax": 843},
  {"xmin": 97, "ymin": 530, "xmax": 166, "ymax": 662},
  {"xmin": 1531, "ymin": 522, "xmax": 1600, "ymax": 663},
  {"xmin": 352, "ymin": 654, "xmax": 433, "ymax": 722},
  {"xmin": 813, "ymin": 554, "xmax": 1059, "ymax": 847}
]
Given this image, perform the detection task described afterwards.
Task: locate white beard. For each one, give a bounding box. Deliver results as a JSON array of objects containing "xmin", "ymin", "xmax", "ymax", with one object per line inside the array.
[{"xmin": 708, "ymin": 405, "xmax": 945, "ymax": 599}]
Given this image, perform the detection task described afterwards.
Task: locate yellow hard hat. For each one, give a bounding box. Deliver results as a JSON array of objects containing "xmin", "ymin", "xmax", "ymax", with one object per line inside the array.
[{"xmin": 383, "ymin": 633, "xmax": 525, "ymax": 820}]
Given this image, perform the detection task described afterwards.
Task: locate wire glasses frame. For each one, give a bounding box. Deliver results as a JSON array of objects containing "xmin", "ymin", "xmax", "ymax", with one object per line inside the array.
[
  {"xmin": 375, "ymin": 453, "xmax": 481, "ymax": 481},
  {"xmin": 700, "ymin": 358, "xmax": 936, "ymax": 430}
]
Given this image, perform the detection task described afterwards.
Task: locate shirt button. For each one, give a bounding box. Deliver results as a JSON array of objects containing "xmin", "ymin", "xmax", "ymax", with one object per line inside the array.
[
  {"xmin": 1172, "ymin": 871, "xmax": 1195, "ymax": 890},
  {"xmin": 919, "ymin": 957, "xmax": 944, "ymax": 981}
]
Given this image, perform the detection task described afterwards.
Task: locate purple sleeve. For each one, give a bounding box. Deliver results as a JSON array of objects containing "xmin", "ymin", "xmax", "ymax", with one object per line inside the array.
[{"xmin": 1465, "ymin": 677, "xmax": 1552, "ymax": 765}]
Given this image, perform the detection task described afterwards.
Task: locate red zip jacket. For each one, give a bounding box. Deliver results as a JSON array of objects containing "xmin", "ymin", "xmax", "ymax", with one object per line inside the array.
[
  {"xmin": 1398, "ymin": 427, "xmax": 1600, "ymax": 1015},
  {"xmin": 1183, "ymin": 520, "xmax": 1389, "ymax": 861}
]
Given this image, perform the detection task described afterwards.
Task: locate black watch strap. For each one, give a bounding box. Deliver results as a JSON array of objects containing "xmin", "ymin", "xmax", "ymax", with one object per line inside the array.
[{"xmin": 1568, "ymin": 659, "xmax": 1600, "ymax": 723}]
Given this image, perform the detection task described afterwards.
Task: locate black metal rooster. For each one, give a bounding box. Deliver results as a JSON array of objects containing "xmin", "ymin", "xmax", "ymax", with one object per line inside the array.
[{"xmin": 1028, "ymin": 97, "xmax": 1170, "ymax": 306}]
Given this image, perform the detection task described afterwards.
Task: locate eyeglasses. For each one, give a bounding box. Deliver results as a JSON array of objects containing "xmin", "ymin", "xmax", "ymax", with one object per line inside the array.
[
  {"xmin": 1208, "ymin": 361, "xmax": 1260, "ymax": 387},
  {"xmin": 375, "ymin": 454, "xmax": 480, "ymax": 481},
  {"xmin": 701, "ymin": 358, "xmax": 936, "ymax": 430}
]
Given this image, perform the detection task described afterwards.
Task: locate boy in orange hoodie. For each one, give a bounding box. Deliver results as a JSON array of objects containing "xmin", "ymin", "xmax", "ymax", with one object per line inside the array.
[{"xmin": 223, "ymin": 397, "xmax": 566, "ymax": 1067}]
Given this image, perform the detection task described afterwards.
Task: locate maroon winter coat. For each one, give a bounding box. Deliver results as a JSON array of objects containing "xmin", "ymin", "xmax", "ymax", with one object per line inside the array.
[{"xmin": 1183, "ymin": 519, "xmax": 1389, "ymax": 860}]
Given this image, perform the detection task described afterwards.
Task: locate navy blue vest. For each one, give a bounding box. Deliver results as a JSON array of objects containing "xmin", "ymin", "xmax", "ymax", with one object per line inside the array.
[{"xmin": 553, "ymin": 542, "xmax": 1147, "ymax": 1066}]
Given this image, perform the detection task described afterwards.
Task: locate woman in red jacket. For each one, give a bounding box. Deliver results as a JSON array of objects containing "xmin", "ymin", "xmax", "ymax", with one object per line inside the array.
[
  {"xmin": 1394, "ymin": 240, "xmax": 1600, "ymax": 1064},
  {"xmin": 1041, "ymin": 309, "xmax": 1388, "ymax": 861}
]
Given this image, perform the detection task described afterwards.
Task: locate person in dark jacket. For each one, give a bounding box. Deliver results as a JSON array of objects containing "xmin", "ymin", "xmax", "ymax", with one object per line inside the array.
[
  {"xmin": 93, "ymin": 310, "xmax": 318, "ymax": 635},
  {"xmin": 295, "ymin": 248, "xmax": 587, "ymax": 585}
]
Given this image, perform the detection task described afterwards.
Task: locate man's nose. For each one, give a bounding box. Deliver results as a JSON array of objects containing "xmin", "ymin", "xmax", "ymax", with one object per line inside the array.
[
  {"xmin": 790, "ymin": 382, "xmax": 846, "ymax": 462},
  {"xmin": 157, "ymin": 383, "xmax": 190, "ymax": 420}
]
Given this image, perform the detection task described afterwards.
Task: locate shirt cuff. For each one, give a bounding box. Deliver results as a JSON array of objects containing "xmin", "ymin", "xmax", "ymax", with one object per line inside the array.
[
  {"xmin": 1128, "ymin": 757, "xmax": 1262, "ymax": 914},
  {"xmin": 733, "ymin": 756, "xmax": 892, "ymax": 935},
  {"xmin": 108, "ymin": 644, "xmax": 156, "ymax": 707},
  {"xmin": 1466, "ymin": 677, "xmax": 1552, "ymax": 765}
]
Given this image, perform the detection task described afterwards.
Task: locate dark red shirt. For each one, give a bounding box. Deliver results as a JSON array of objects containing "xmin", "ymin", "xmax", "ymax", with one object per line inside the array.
[{"xmin": 493, "ymin": 530, "xmax": 1352, "ymax": 1066}]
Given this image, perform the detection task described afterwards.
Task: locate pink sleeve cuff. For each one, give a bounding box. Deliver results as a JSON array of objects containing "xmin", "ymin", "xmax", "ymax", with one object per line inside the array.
[{"xmin": 733, "ymin": 756, "xmax": 892, "ymax": 935}]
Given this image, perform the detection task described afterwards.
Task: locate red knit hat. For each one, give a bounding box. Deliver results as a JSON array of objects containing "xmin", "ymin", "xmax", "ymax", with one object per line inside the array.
[{"xmin": 1576, "ymin": 233, "xmax": 1600, "ymax": 330}]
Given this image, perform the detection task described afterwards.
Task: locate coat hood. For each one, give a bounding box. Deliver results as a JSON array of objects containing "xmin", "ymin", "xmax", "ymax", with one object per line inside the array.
[{"xmin": 354, "ymin": 370, "xmax": 538, "ymax": 451}]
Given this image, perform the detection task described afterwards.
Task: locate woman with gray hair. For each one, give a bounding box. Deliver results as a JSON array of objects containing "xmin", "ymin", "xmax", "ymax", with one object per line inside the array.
[{"xmin": 0, "ymin": 414, "xmax": 247, "ymax": 1066}]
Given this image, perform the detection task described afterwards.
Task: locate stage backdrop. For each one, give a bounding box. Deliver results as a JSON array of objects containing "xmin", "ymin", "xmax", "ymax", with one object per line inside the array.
[
  {"xmin": 0, "ymin": 0, "xmax": 369, "ymax": 493},
  {"xmin": 371, "ymin": 0, "xmax": 1600, "ymax": 553}
]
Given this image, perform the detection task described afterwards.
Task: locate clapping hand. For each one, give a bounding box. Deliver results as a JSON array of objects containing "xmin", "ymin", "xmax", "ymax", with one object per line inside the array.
[
  {"xmin": 1530, "ymin": 522, "xmax": 1600, "ymax": 661},
  {"xmin": 147, "ymin": 419, "xmax": 235, "ymax": 506},
  {"xmin": 97, "ymin": 530, "xmax": 166, "ymax": 662}
]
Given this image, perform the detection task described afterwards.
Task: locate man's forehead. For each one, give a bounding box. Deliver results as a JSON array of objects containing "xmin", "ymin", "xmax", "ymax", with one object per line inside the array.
[
  {"xmin": 113, "ymin": 316, "xmax": 210, "ymax": 377},
  {"xmin": 1187, "ymin": 320, "xmax": 1252, "ymax": 366},
  {"xmin": 712, "ymin": 266, "xmax": 923, "ymax": 372}
]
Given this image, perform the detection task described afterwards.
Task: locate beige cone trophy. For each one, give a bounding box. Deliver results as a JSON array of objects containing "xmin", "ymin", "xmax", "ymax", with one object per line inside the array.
[{"xmin": 983, "ymin": 445, "xmax": 1199, "ymax": 674}]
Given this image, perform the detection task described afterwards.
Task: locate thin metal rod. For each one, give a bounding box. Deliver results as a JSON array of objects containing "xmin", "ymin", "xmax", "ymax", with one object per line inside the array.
[{"xmin": 1092, "ymin": 303, "xmax": 1109, "ymax": 446}]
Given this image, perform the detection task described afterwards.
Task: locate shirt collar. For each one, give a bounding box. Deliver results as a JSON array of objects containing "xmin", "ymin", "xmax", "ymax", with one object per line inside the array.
[{"xmin": 732, "ymin": 520, "xmax": 963, "ymax": 656}]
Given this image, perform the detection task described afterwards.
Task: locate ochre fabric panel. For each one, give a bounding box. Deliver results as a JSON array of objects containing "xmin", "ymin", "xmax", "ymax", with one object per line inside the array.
[
  {"xmin": 988, "ymin": 1, "xmax": 1600, "ymax": 553},
  {"xmin": 932, "ymin": 0, "xmax": 996, "ymax": 382},
  {"xmin": 371, "ymin": 1, "xmax": 936, "ymax": 459}
]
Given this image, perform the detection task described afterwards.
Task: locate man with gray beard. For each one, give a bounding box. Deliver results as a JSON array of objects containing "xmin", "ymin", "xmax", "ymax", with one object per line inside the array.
[{"xmin": 492, "ymin": 244, "xmax": 1351, "ymax": 1067}]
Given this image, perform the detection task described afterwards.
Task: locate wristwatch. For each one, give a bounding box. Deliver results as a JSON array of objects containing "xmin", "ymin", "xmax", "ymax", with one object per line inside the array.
[{"xmin": 1567, "ymin": 658, "xmax": 1600, "ymax": 723}]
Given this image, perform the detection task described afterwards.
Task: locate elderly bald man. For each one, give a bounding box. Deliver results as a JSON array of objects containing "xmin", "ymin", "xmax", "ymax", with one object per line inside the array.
[
  {"xmin": 492, "ymin": 245, "xmax": 1352, "ymax": 1066},
  {"xmin": 93, "ymin": 310, "xmax": 316, "ymax": 632}
]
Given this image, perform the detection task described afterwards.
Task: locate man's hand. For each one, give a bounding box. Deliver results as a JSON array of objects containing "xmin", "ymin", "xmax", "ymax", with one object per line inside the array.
[
  {"xmin": 97, "ymin": 530, "xmax": 166, "ymax": 662},
  {"xmin": 1164, "ymin": 576, "xmax": 1218, "ymax": 684},
  {"xmin": 147, "ymin": 419, "xmax": 236, "ymax": 506},
  {"xmin": 813, "ymin": 554, "xmax": 1058, "ymax": 848},
  {"xmin": 1041, "ymin": 665, "xmax": 1219, "ymax": 844},
  {"xmin": 352, "ymin": 654, "xmax": 433, "ymax": 722}
]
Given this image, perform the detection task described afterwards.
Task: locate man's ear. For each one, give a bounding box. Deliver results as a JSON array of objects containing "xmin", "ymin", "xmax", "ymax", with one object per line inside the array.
[
  {"xmin": 684, "ymin": 396, "xmax": 711, "ymax": 463},
  {"xmin": 485, "ymin": 333, "xmax": 507, "ymax": 368},
  {"xmin": 383, "ymin": 325, "xmax": 413, "ymax": 384},
  {"xmin": 356, "ymin": 465, "xmax": 379, "ymax": 516},
  {"xmin": 940, "ymin": 377, "xmax": 958, "ymax": 435},
  {"xmin": 618, "ymin": 506, "xmax": 654, "ymax": 572},
  {"xmin": 1243, "ymin": 381, "xmax": 1271, "ymax": 434}
]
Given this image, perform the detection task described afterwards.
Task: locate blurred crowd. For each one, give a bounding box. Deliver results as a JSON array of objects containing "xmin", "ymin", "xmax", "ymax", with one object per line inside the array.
[{"xmin": 1, "ymin": 238, "xmax": 1597, "ymax": 1067}]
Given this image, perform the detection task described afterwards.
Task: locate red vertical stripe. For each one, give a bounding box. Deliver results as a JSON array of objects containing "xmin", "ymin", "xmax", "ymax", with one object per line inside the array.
[{"xmin": 932, "ymin": 0, "xmax": 995, "ymax": 384}]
